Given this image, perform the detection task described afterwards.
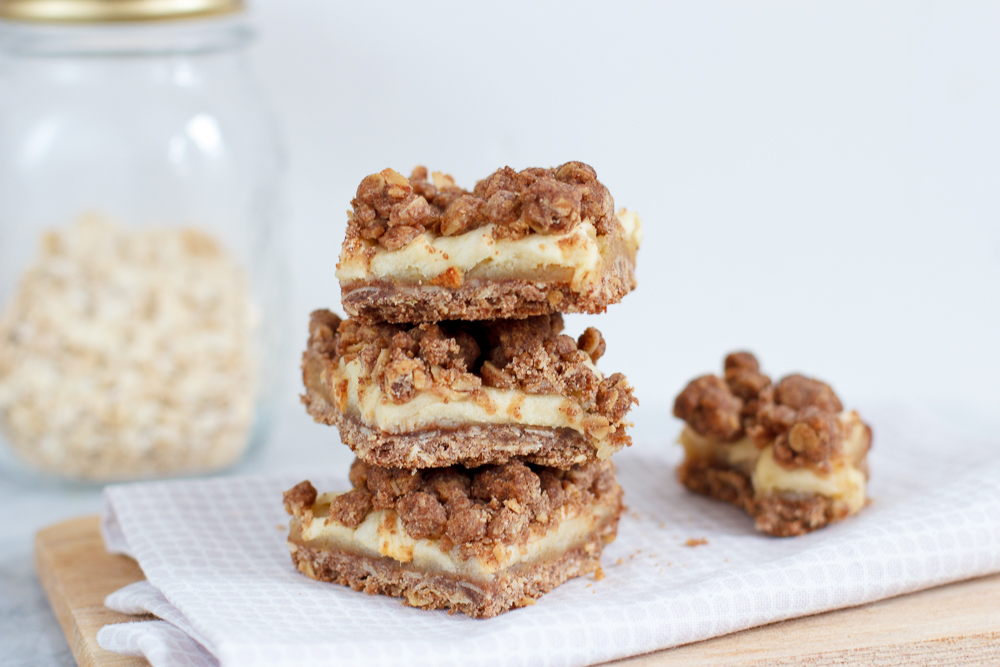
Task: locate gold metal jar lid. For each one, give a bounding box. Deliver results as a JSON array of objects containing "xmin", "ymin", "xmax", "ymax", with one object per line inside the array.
[{"xmin": 0, "ymin": 0, "xmax": 243, "ymax": 23}]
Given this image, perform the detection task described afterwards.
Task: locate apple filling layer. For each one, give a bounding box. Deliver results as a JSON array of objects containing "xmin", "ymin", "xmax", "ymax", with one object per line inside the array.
[
  {"xmin": 338, "ymin": 213, "xmax": 641, "ymax": 289},
  {"xmin": 678, "ymin": 410, "xmax": 870, "ymax": 514}
]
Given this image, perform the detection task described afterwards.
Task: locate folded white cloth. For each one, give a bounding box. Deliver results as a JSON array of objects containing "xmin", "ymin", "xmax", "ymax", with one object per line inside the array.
[{"xmin": 97, "ymin": 406, "xmax": 1000, "ymax": 667}]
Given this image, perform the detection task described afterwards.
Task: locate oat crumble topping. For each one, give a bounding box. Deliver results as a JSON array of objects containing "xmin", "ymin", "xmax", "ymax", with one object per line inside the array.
[
  {"xmin": 347, "ymin": 162, "xmax": 618, "ymax": 249},
  {"xmin": 673, "ymin": 352, "xmax": 854, "ymax": 474}
]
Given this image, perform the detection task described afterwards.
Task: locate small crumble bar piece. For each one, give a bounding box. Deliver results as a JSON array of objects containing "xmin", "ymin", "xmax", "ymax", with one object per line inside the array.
[
  {"xmin": 673, "ymin": 352, "xmax": 872, "ymax": 537},
  {"xmin": 336, "ymin": 163, "xmax": 642, "ymax": 324},
  {"xmin": 283, "ymin": 458, "xmax": 623, "ymax": 618},
  {"xmin": 301, "ymin": 309, "xmax": 637, "ymax": 469}
]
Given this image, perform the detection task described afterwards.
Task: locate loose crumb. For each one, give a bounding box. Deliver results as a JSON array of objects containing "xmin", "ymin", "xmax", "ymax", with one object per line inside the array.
[
  {"xmin": 594, "ymin": 566, "xmax": 605, "ymax": 581},
  {"xmin": 685, "ymin": 538, "xmax": 708, "ymax": 547}
]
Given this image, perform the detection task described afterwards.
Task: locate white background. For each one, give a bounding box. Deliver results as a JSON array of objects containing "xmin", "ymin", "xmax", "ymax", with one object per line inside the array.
[{"xmin": 245, "ymin": 0, "xmax": 1000, "ymax": 422}]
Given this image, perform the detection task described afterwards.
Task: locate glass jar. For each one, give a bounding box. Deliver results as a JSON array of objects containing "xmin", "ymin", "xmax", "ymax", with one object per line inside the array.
[{"xmin": 0, "ymin": 0, "xmax": 286, "ymax": 481}]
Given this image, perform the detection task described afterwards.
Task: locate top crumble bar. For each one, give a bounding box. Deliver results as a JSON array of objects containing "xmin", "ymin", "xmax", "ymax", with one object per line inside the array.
[{"xmin": 336, "ymin": 162, "xmax": 642, "ymax": 323}]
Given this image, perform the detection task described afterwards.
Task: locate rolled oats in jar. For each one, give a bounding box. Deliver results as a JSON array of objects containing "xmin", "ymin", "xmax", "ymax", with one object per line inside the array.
[{"xmin": 0, "ymin": 0, "xmax": 286, "ymax": 480}]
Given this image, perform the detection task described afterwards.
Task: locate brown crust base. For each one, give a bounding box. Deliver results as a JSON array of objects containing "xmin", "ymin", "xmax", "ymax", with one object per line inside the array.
[
  {"xmin": 677, "ymin": 459, "xmax": 851, "ymax": 537},
  {"xmin": 288, "ymin": 514, "xmax": 620, "ymax": 618},
  {"xmin": 334, "ymin": 412, "xmax": 626, "ymax": 469},
  {"xmin": 340, "ymin": 244, "xmax": 636, "ymax": 324}
]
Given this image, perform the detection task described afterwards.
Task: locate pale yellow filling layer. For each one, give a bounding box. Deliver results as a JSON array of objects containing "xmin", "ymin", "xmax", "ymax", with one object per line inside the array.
[
  {"xmin": 678, "ymin": 411, "xmax": 868, "ymax": 514},
  {"xmin": 299, "ymin": 492, "xmax": 616, "ymax": 580},
  {"xmin": 336, "ymin": 210, "xmax": 642, "ymax": 291},
  {"xmin": 334, "ymin": 357, "xmax": 619, "ymax": 460}
]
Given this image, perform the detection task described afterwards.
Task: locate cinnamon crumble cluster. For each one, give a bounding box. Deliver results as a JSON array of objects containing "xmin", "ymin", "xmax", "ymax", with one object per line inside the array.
[
  {"xmin": 674, "ymin": 352, "xmax": 847, "ymax": 473},
  {"xmin": 284, "ymin": 458, "xmax": 617, "ymax": 555},
  {"xmin": 347, "ymin": 162, "xmax": 618, "ymax": 249},
  {"xmin": 307, "ymin": 309, "xmax": 636, "ymax": 426}
]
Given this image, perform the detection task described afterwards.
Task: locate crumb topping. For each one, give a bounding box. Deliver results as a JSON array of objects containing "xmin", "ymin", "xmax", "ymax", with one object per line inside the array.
[
  {"xmin": 306, "ymin": 310, "xmax": 636, "ymax": 427},
  {"xmin": 672, "ymin": 375, "xmax": 743, "ymax": 442},
  {"xmin": 346, "ymin": 162, "xmax": 618, "ymax": 249},
  {"xmin": 283, "ymin": 480, "xmax": 318, "ymax": 515},
  {"xmin": 284, "ymin": 458, "xmax": 618, "ymax": 555},
  {"xmin": 673, "ymin": 352, "xmax": 853, "ymax": 473}
]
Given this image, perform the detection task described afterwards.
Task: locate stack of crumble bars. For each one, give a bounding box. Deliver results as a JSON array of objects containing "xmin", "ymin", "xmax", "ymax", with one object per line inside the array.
[{"xmin": 283, "ymin": 163, "xmax": 642, "ymax": 617}]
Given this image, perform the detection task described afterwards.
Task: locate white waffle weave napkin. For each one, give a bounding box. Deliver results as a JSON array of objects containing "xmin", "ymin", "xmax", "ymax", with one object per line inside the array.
[{"xmin": 97, "ymin": 406, "xmax": 1000, "ymax": 667}]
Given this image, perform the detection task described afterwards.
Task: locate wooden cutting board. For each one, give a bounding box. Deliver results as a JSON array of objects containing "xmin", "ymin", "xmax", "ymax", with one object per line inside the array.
[{"xmin": 36, "ymin": 515, "xmax": 1000, "ymax": 667}]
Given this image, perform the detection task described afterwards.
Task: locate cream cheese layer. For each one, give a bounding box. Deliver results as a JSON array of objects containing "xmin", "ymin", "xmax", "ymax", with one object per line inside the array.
[
  {"xmin": 678, "ymin": 411, "xmax": 868, "ymax": 513},
  {"xmin": 298, "ymin": 491, "xmax": 619, "ymax": 580},
  {"xmin": 333, "ymin": 356, "xmax": 620, "ymax": 459},
  {"xmin": 337, "ymin": 210, "xmax": 642, "ymax": 291}
]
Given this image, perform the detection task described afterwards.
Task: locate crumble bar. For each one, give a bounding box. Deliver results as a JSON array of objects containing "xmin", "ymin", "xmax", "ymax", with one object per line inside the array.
[
  {"xmin": 673, "ymin": 352, "xmax": 872, "ymax": 536},
  {"xmin": 336, "ymin": 163, "xmax": 642, "ymax": 323},
  {"xmin": 302, "ymin": 309, "xmax": 637, "ymax": 469},
  {"xmin": 283, "ymin": 458, "xmax": 623, "ymax": 618}
]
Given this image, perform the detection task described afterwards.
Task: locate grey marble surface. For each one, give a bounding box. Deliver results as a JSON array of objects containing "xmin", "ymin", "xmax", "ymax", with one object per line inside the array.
[{"xmin": 2, "ymin": 399, "xmax": 996, "ymax": 667}]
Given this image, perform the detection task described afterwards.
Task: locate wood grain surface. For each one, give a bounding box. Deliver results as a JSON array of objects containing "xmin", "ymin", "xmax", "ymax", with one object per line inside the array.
[
  {"xmin": 36, "ymin": 515, "xmax": 1000, "ymax": 667},
  {"xmin": 35, "ymin": 516, "xmax": 149, "ymax": 667}
]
